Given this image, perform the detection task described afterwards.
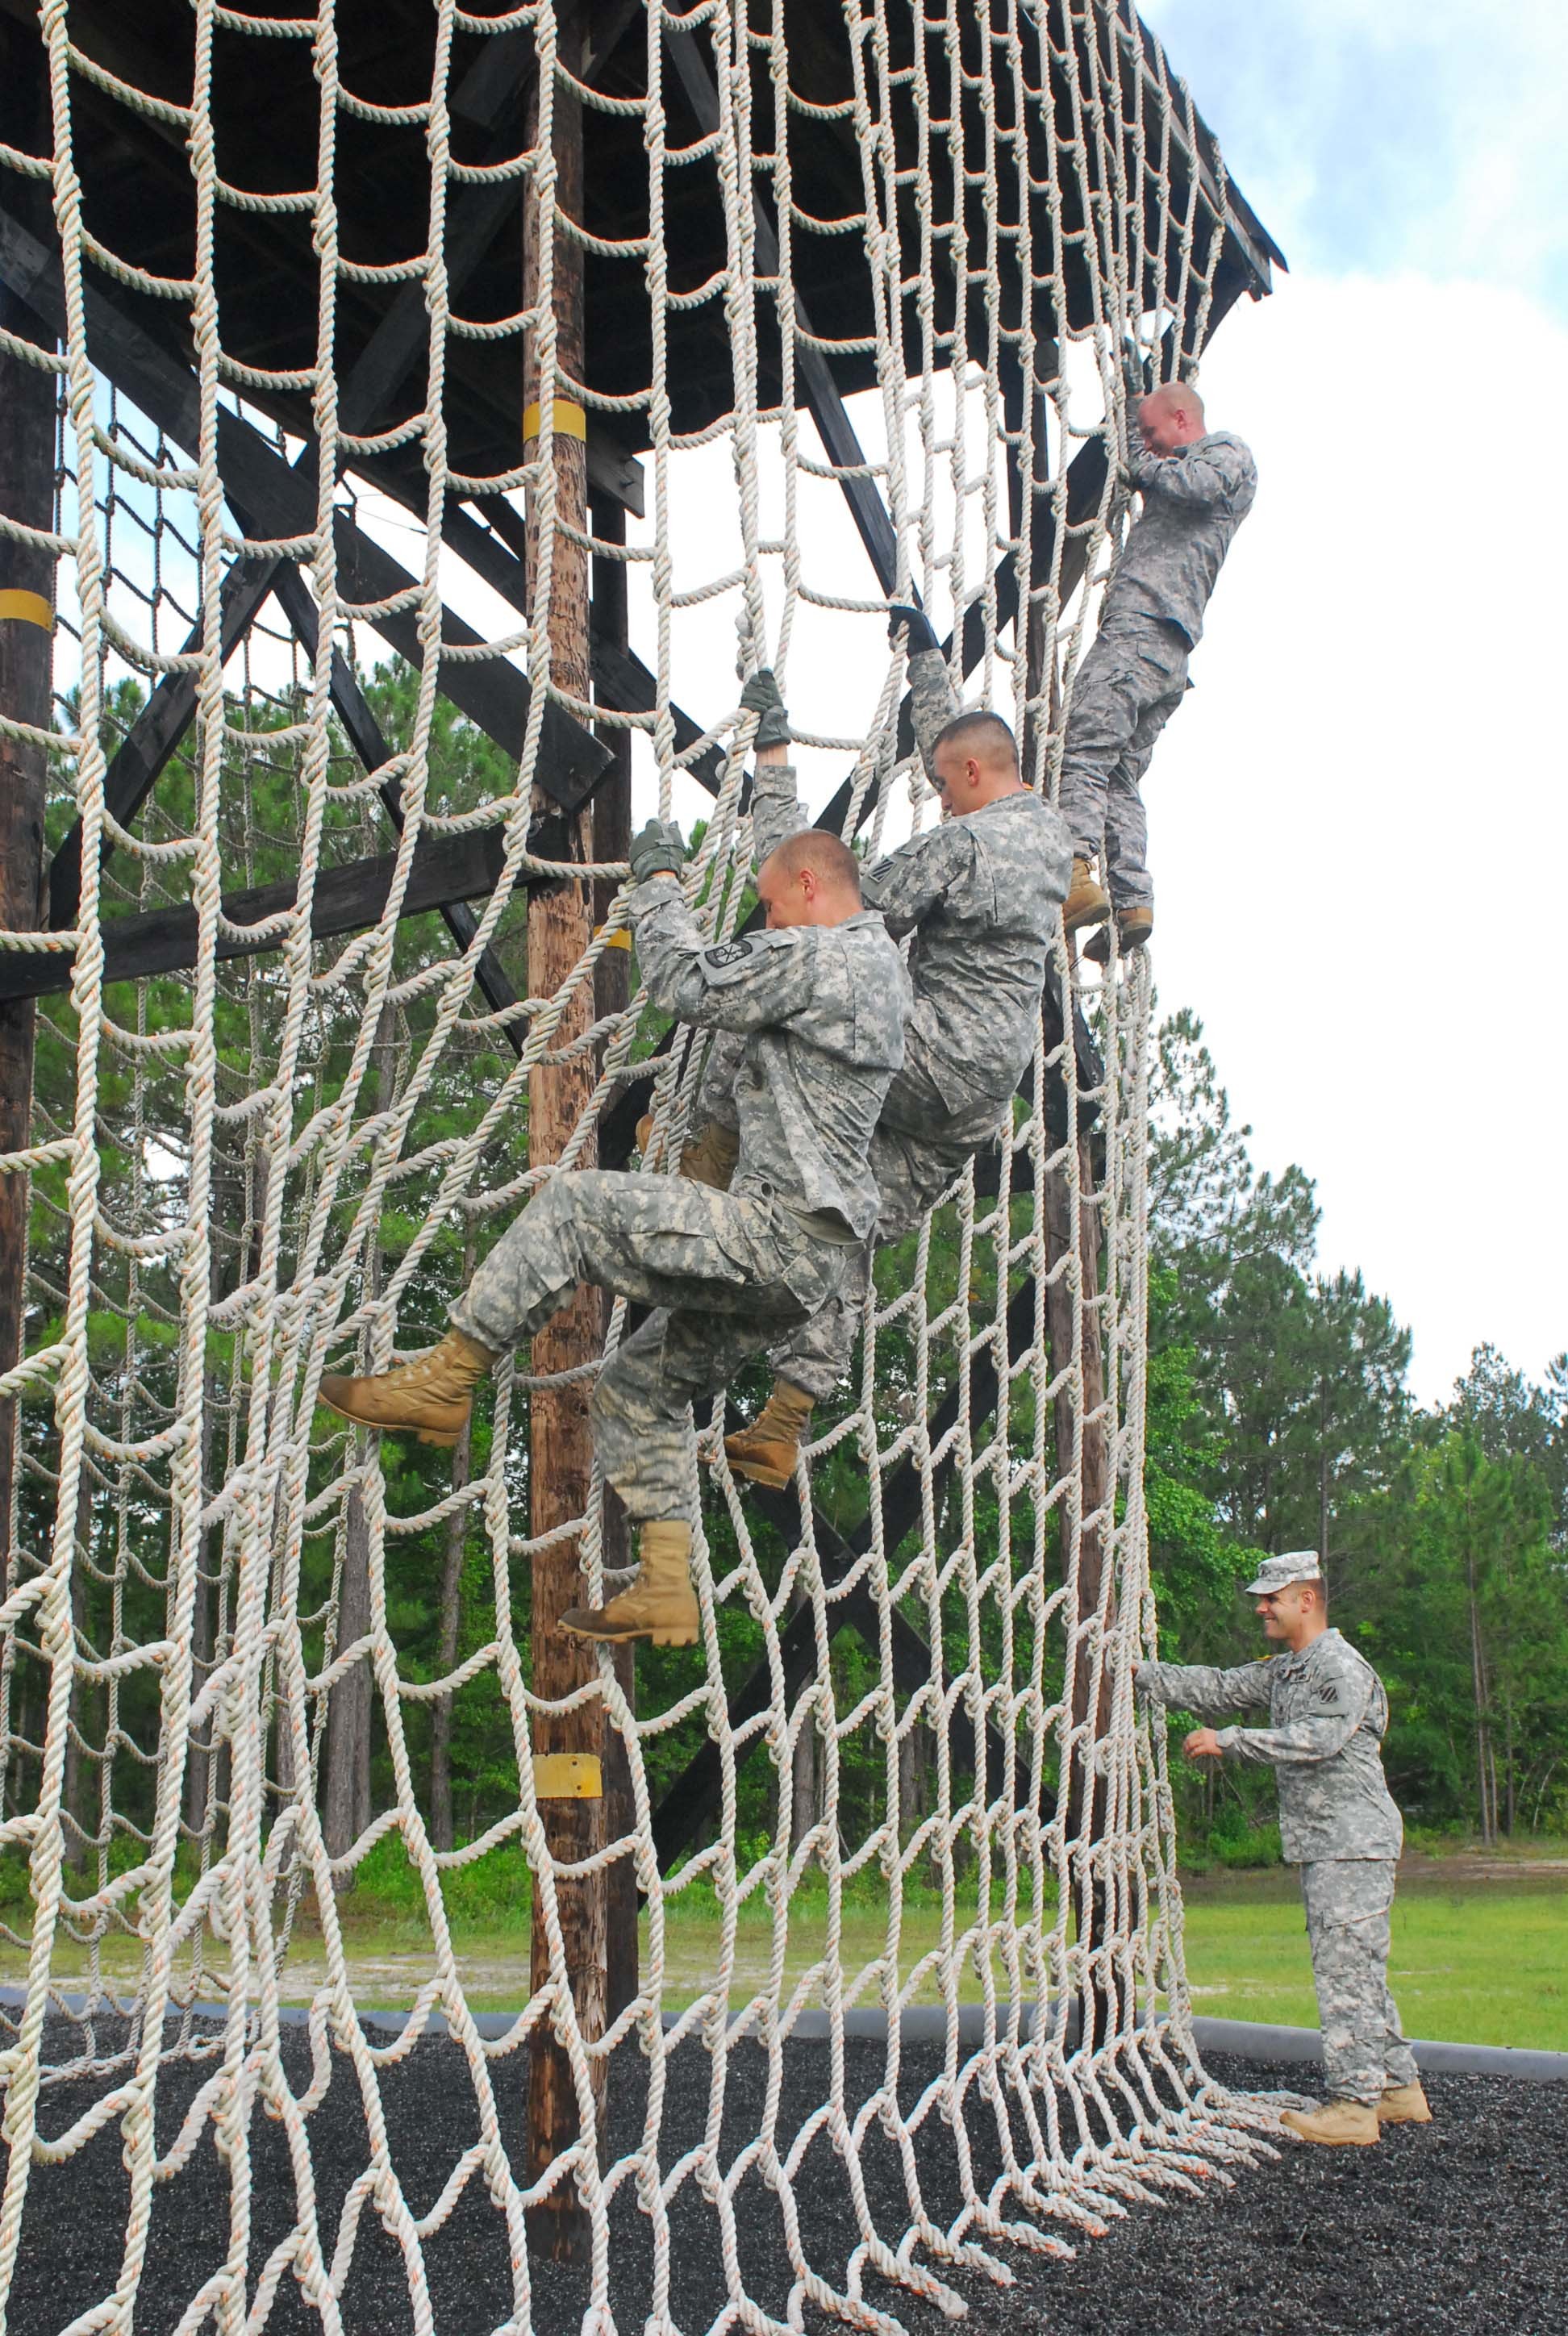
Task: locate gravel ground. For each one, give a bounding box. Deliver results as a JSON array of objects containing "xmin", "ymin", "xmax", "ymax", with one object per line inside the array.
[{"xmin": 4, "ymin": 2019, "xmax": 1563, "ymax": 2334}]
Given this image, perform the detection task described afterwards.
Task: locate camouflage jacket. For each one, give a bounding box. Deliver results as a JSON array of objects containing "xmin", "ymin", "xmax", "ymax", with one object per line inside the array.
[
  {"xmin": 1137, "ymin": 1628, "xmax": 1403, "ymax": 1863},
  {"xmin": 628, "ymin": 875, "xmax": 907, "ymax": 1237},
  {"xmin": 751, "ymin": 670, "xmax": 1070, "ymax": 1117},
  {"xmin": 1104, "ymin": 423, "xmax": 1257, "ymax": 646}
]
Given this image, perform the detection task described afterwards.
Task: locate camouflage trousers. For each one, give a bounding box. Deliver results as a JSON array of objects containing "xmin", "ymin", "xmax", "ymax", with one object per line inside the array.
[
  {"xmin": 449, "ymin": 1170, "xmax": 844, "ymax": 1522},
  {"xmin": 765, "ymin": 1049, "xmax": 1007, "ymax": 1402},
  {"xmin": 1300, "ymin": 1858, "xmax": 1419, "ymax": 2106},
  {"xmin": 1057, "ymin": 612, "xmax": 1189, "ymax": 911}
]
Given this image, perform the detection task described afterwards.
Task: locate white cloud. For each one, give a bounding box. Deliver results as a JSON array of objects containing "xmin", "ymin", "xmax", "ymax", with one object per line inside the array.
[
  {"xmin": 1144, "ymin": 266, "xmax": 1568, "ymax": 1401},
  {"xmin": 1141, "ymin": 0, "xmax": 1568, "ymax": 311}
]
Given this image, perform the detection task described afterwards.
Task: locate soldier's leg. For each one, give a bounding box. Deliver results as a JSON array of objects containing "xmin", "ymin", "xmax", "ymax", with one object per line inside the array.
[
  {"xmin": 593, "ymin": 1305, "xmax": 778, "ymax": 1524},
  {"xmin": 1301, "ymin": 1859, "xmax": 1399, "ymax": 2107},
  {"xmin": 451, "ymin": 1171, "xmax": 799, "ymax": 1353},
  {"xmin": 1057, "ymin": 632, "xmax": 1150, "ymax": 866},
  {"xmin": 761, "ymin": 1102, "xmax": 980, "ymax": 1403},
  {"xmin": 1102, "ymin": 662, "xmax": 1186, "ymax": 916}
]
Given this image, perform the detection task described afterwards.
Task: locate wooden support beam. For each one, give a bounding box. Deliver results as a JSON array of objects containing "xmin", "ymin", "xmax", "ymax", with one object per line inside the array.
[
  {"xmin": 522, "ymin": 12, "xmax": 604, "ymax": 2266},
  {"xmin": 0, "ymin": 247, "xmax": 52, "ymax": 1704}
]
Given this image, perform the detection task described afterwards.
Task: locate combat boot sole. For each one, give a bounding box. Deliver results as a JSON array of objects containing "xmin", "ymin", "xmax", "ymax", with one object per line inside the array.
[
  {"xmin": 722, "ymin": 1437, "xmax": 797, "ymax": 1491},
  {"xmin": 1377, "ymin": 2083, "xmax": 1433, "ymax": 2125},
  {"xmin": 560, "ymin": 1607, "xmax": 699, "ymax": 1649},
  {"xmin": 318, "ymin": 1379, "xmax": 469, "ymax": 1449}
]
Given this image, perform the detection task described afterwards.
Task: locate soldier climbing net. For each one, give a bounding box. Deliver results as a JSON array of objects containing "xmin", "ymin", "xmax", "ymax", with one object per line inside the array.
[{"xmin": 0, "ymin": 5, "xmax": 1284, "ymax": 2330}]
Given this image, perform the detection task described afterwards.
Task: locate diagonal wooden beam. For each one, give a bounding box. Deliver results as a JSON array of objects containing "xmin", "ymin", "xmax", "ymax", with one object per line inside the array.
[
  {"xmin": 268, "ymin": 561, "xmax": 528, "ymax": 1053},
  {"xmin": 0, "ymin": 200, "xmax": 611, "ymax": 849},
  {"xmin": 0, "ymin": 828, "xmax": 509, "ymax": 1003}
]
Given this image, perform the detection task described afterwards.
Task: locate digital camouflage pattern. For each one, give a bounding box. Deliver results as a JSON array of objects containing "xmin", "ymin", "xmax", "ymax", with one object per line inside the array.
[
  {"xmin": 1057, "ymin": 417, "xmax": 1256, "ymax": 908},
  {"xmin": 450, "ymin": 1170, "xmax": 846, "ymax": 1521},
  {"xmin": 749, "ymin": 714, "xmax": 1070, "ymax": 1120},
  {"xmin": 1137, "ymin": 1627, "xmax": 1404, "ymax": 1863},
  {"xmin": 1111, "ymin": 420, "xmax": 1257, "ymax": 647},
  {"xmin": 1055, "ymin": 612, "xmax": 1186, "ymax": 911},
  {"xmin": 1300, "ymin": 1858, "xmax": 1420, "ymax": 2106},
  {"xmin": 630, "ymin": 870, "xmax": 907, "ymax": 1237},
  {"xmin": 764, "ymin": 1052, "xmax": 1003, "ymax": 1400}
]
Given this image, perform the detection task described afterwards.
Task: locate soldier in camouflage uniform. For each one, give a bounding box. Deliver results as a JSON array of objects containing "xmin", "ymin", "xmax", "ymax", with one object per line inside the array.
[
  {"xmin": 319, "ymin": 816, "xmax": 907, "ymax": 1646},
  {"xmin": 682, "ymin": 628, "xmax": 1071, "ymax": 1488},
  {"xmin": 1136, "ymin": 1552, "xmax": 1432, "ymax": 2146},
  {"xmin": 1060, "ymin": 373, "xmax": 1256, "ymax": 959}
]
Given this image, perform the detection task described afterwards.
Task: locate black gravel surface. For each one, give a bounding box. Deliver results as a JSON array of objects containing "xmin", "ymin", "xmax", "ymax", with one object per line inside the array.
[{"xmin": 6, "ymin": 2020, "xmax": 1563, "ymax": 2334}]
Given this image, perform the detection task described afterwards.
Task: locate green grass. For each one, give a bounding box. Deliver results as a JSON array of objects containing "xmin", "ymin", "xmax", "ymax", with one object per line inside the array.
[
  {"xmin": 7, "ymin": 1853, "xmax": 1564, "ymax": 2050},
  {"xmin": 1175, "ymin": 1876, "xmax": 1568, "ymax": 2050}
]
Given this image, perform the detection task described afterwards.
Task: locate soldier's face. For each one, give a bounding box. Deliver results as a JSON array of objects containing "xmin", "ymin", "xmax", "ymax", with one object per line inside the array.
[
  {"xmin": 1139, "ymin": 393, "xmax": 1188, "ymax": 457},
  {"xmin": 1257, "ymin": 1583, "xmax": 1312, "ymax": 1641},
  {"xmin": 929, "ymin": 743, "xmax": 973, "ymax": 816}
]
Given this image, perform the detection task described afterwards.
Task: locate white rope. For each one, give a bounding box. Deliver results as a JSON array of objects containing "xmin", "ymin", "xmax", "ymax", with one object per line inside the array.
[{"xmin": 0, "ymin": 6, "xmax": 1281, "ymax": 2329}]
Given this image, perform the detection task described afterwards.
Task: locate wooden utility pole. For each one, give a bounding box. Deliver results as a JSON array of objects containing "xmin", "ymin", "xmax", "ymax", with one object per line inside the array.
[
  {"xmin": 0, "ymin": 223, "xmax": 56, "ymax": 1686},
  {"xmin": 590, "ymin": 491, "xmax": 639, "ymax": 2029},
  {"xmin": 523, "ymin": 10, "xmax": 606, "ymax": 2263}
]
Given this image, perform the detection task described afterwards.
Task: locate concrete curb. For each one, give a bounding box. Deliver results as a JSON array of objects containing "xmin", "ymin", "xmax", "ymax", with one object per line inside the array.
[{"xmin": 8, "ymin": 1987, "xmax": 1567, "ymax": 2080}]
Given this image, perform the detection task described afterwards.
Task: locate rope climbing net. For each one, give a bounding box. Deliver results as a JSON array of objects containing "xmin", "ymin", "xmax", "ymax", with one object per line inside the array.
[{"xmin": 0, "ymin": 5, "xmax": 1284, "ymax": 2329}]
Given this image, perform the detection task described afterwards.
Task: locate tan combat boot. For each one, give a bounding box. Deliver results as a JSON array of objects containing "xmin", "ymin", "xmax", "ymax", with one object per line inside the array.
[
  {"xmin": 1377, "ymin": 2081, "xmax": 1433, "ymax": 2125},
  {"xmin": 1279, "ymin": 2100, "xmax": 1380, "ymax": 2147},
  {"xmin": 318, "ymin": 1329, "xmax": 497, "ymax": 1449},
  {"xmin": 559, "ymin": 1521, "xmax": 699, "ymax": 1647},
  {"xmin": 723, "ymin": 1379, "xmax": 815, "ymax": 1490},
  {"xmin": 1083, "ymin": 905, "xmax": 1154, "ymax": 966},
  {"xmin": 1063, "ymin": 857, "xmax": 1111, "ymax": 932},
  {"xmin": 634, "ymin": 1112, "xmax": 739, "ymax": 1193}
]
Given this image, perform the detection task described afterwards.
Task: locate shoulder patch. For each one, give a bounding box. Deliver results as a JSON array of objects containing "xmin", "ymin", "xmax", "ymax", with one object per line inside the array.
[{"xmin": 704, "ymin": 938, "xmax": 757, "ymax": 970}]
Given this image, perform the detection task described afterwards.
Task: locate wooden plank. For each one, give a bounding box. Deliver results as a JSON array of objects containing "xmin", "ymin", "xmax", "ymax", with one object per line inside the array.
[{"xmin": 0, "ymin": 829, "xmax": 509, "ymax": 1003}]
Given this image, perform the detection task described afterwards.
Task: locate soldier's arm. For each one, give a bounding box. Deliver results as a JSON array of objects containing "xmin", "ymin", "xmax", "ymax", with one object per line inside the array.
[
  {"xmin": 861, "ymin": 820, "xmax": 970, "ymax": 941},
  {"xmin": 1216, "ymin": 1666, "xmax": 1374, "ymax": 1768},
  {"xmin": 905, "ymin": 647, "xmax": 958, "ymax": 779},
  {"xmin": 1136, "ymin": 1658, "xmax": 1274, "ymax": 1719},
  {"xmin": 628, "ymin": 875, "xmax": 819, "ymax": 1032},
  {"xmin": 749, "ymin": 748, "xmax": 810, "ymax": 865},
  {"xmin": 1136, "ymin": 436, "xmax": 1254, "ymax": 510}
]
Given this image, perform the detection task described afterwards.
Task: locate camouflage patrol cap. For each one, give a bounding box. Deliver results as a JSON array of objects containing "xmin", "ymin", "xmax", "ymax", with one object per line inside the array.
[{"xmin": 1242, "ymin": 1550, "xmax": 1323, "ymax": 1597}]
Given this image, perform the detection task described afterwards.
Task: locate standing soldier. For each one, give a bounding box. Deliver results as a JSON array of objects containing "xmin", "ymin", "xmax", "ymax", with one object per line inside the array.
[
  {"xmin": 1136, "ymin": 1552, "xmax": 1432, "ymax": 2146},
  {"xmin": 671, "ymin": 627, "xmax": 1071, "ymax": 1491},
  {"xmin": 1060, "ymin": 369, "xmax": 1256, "ymax": 961},
  {"xmin": 319, "ymin": 815, "xmax": 907, "ymax": 1646}
]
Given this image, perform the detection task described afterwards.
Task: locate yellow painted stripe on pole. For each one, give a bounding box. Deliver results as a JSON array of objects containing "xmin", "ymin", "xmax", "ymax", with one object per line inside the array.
[
  {"xmin": 594, "ymin": 924, "xmax": 632, "ymax": 949},
  {"xmin": 0, "ymin": 590, "xmax": 53, "ymax": 631},
  {"xmin": 532, "ymin": 1752, "xmax": 602, "ymax": 1800},
  {"xmin": 523, "ymin": 398, "xmax": 587, "ymax": 444}
]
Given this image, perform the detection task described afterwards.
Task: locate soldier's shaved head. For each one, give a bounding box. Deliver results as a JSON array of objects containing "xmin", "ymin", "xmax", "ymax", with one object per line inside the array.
[
  {"xmin": 1142, "ymin": 378, "xmax": 1204, "ymax": 426},
  {"xmin": 757, "ymin": 829, "xmax": 863, "ymax": 928},
  {"xmin": 928, "ymin": 707, "xmax": 1024, "ymax": 818},
  {"xmin": 931, "ymin": 707, "xmax": 1018, "ymax": 772}
]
